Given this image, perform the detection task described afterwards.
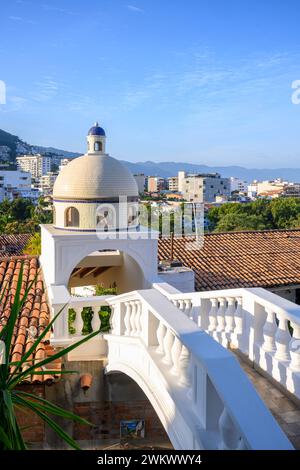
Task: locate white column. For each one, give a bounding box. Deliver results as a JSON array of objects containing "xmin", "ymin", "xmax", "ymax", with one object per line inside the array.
[
  {"xmin": 91, "ymin": 306, "xmax": 101, "ymax": 332},
  {"xmin": 274, "ymin": 314, "xmax": 291, "ymax": 361},
  {"xmin": 162, "ymin": 329, "xmax": 175, "ymax": 365},
  {"xmin": 207, "ymin": 298, "xmax": 218, "ymax": 334},
  {"xmin": 170, "ymin": 336, "xmax": 182, "ymax": 375},
  {"xmin": 124, "ymin": 301, "xmax": 132, "ymax": 336},
  {"xmin": 262, "ymin": 308, "xmax": 277, "ymax": 353},
  {"xmin": 156, "ymin": 320, "xmax": 166, "ymax": 354},
  {"xmin": 73, "ymin": 306, "xmax": 84, "ymax": 336},
  {"xmin": 225, "ymin": 297, "xmax": 235, "ymax": 334}
]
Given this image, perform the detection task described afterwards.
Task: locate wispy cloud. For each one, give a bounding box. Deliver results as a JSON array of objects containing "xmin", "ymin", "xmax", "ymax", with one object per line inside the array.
[
  {"xmin": 8, "ymin": 15, "xmax": 36, "ymax": 24},
  {"xmin": 31, "ymin": 77, "xmax": 60, "ymax": 102},
  {"xmin": 127, "ymin": 5, "xmax": 144, "ymax": 13}
]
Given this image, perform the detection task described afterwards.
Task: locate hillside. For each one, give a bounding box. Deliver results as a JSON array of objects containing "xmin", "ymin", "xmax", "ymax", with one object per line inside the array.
[
  {"xmin": 0, "ymin": 128, "xmax": 80, "ymax": 162},
  {"xmin": 1, "ymin": 127, "xmax": 300, "ymax": 182}
]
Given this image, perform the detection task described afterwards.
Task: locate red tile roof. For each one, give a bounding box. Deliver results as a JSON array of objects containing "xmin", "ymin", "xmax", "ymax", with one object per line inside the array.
[
  {"xmin": 0, "ymin": 256, "xmax": 60, "ymax": 384},
  {"xmin": 158, "ymin": 229, "xmax": 300, "ymax": 291}
]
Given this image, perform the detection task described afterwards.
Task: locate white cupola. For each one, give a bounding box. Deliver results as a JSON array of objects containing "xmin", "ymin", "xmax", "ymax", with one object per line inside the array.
[{"xmin": 52, "ymin": 123, "xmax": 139, "ymax": 231}]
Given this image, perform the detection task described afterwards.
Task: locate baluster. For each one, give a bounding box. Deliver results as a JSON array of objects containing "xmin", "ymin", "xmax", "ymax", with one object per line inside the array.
[
  {"xmin": 91, "ymin": 306, "xmax": 101, "ymax": 332},
  {"xmin": 233, "ymin": 297, "xmax": 243, "ymax": 335},
  {"xmin": 110, "ymin": 304, "xmax": 116, "ymax": 334},
  {"xmin": 134, "ymin": 301, "xmax": 142, "ymax": 336},
  {"xmin": 124, "ymin": 302, "xmax": 132, "ymax": 336},
  {"xmin": 162, "ymin": 329, "xmax": 175, "ymax": 365},
  {"xmin": 178, "ymin": 345, "xmax": 192, "ymax": 392},
  {"xmin": 289, "ymin": 322, "xmax": 300, "ymax": 371},
  {"xmin": 172, "ymin": 299, "xmax": 180, "ymax": 309},
  {"xmin": 275, "ymin": 314, "xmax": 291, "ymax": 361},
  {"xmin": 225, "ymin": 297, "xmax": 235, "ymax": 334},
  {"xmin": 184, "ymin": 299, "xmax": 193, "ymax": 319},
  {"xmin": 130, "ymin": 301, "xmax": 137, "ymax": 336},
  {"xmin": 73, "ymin": 306, "xmax": 84, "ymax": 336},
  {"xmin": 178, "ymin": 299, "xmax": 185, "ymax": 313},
  {"xmin": 156, "ymin": 321, "xmax": 166, "ymax": 354},
  {"xmin": 208, "ymin": 298, "xmax": 218, "ymax": 334},
  {"xmin": 170, "ymin": 336, "xmax": 182, "ymax": 375},
  {"xmin": 216, "ymin": 298, "xmax": 226, "ymax": 332},
  {"xmin": 218, "ymin": 407, "xmax": 242, "ymax": 450},
  {"xmin": 262, "ymin": 308, "xmax": 277, "ymax": 352}
]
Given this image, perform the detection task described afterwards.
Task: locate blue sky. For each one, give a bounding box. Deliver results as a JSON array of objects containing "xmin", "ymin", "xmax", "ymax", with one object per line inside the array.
[{"xmin": 1, "ymin": 0, "xmax": 300, "ymax": 168}]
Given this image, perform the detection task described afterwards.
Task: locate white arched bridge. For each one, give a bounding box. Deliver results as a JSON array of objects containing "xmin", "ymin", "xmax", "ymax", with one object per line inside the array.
[{"xmin": 50, "ymin": 282, "xmax": 300, "ymax": 450}]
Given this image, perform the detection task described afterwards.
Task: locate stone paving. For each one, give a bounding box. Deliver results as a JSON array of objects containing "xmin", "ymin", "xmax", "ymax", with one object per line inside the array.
[{"xmin": 236, "ymin": 355, "xmax": 300, "ymax": 449}]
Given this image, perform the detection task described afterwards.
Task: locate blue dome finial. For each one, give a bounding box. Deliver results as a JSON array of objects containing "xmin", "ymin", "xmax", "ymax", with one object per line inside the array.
[{"xmin": 88, "ymin": 122, "xmax": 106, "ymax": 137}]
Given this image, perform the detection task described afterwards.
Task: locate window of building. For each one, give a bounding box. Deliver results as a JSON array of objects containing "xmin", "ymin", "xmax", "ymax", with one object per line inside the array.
[
  {"xmin": 65, "ymin": 207, "xmax": 79, "ymax": 227},
  {"xmin": 94, "ymin": 141, "xmax": 102, "ymax": 152}
]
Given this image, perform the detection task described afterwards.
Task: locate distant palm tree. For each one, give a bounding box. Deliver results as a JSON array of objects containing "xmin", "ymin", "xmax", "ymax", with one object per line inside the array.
[{"xmin": 23, "ymin": 232, "xmax": 41, "ymax": 255}]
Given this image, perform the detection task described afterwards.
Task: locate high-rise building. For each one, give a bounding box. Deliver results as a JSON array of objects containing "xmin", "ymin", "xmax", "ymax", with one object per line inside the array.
[
  {"xmin": 0, "ymin": 170, "xmax": 37, "ymax": 201},
  {"xmin": 147, "ymin": 176, "xmax": 166, "ymax": 192},
  {"xmin": 39, "ymin": 172, "xmax": 58, "ymax": 195},
  {"xmin": 16, "ymin": 154, "xmax": 51, "ymax": 179},
  {"xmin": 168, "ymin": 176, "xmax": 179, "ymax": 191},
  {"xmin": 178, "ymin": 171, "xmax": 230, "ymax": 202}
]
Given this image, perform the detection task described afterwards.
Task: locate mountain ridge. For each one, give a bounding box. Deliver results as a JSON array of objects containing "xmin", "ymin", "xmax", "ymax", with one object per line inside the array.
[{"xmin": 1, "ymin": 128, "xmax": 300, "ymax": 182}]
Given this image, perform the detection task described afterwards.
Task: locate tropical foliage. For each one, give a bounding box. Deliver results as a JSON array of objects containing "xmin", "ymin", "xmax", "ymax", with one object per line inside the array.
[
  {"xmin": 0, "ymin": 197, "xmax": 52, "ymax": 234},
  {"xmin": 207, "ymin": 197, "xmax": 300, "ymax": 232},
  {"xmin": 0, "ymin": 263, "xmax": 101, "ymax": 450}
]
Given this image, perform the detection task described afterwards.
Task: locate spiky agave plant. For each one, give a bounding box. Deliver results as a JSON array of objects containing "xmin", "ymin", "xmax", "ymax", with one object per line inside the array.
[{"xmin": 0, "ymin": 263, "xmax": 102, "ymax": 450}]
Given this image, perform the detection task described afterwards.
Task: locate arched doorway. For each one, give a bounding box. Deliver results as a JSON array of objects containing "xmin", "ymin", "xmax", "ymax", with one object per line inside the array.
[{"xmin": 68, "ymin": 248, "xmax": 145, "ymax": 295}]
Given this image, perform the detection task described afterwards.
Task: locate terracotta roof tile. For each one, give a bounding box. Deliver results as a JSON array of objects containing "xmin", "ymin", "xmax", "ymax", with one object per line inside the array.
[
  {"xmin": 158, "ymin": 229, "xmax": 300, "ymax": 291},
  {"xmin": 0, "ymin": 255, "xmax": 61, "ymax": 384}
]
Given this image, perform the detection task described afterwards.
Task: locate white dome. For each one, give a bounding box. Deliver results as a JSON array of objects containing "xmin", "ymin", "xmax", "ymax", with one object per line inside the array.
[{"xmin": 53, "ymin": 154, "xmax": 138, "ymax": 200}]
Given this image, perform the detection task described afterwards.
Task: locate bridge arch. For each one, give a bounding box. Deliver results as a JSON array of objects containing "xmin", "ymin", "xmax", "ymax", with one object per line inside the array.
[{"xmin": 105, "ymin": 362, "xmax": 185, "ymax": 450}]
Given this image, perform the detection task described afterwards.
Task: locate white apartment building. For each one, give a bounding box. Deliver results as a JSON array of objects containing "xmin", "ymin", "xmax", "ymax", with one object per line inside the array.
[
  {"xmin": 168, "ymin": 176, "xmax": 179, "ymax": 191},
  {"xmin": 133, "ymin": 173, "xmax": 146, "ymax": 193},
  {"xmin": 0, "ymin": 170, "xmax": 37, "ymax": 201},
  {"xmin": 39, "ymin": 172, "xmax": 58, "ymax": 196},
  {"xmin": 178, "ymin": 171, "xmax": 230, "ymax": 203},
  {"xmin": 16, "ymin": 154, "xmax": 51, "ymax": 179},
  {"xmin": 230, "ymin": 177, "xmax": 248, "ymax": 193}
]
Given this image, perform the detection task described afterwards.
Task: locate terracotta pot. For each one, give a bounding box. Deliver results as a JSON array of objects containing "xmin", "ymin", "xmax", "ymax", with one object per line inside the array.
[{"xmin": 80, "ymin": 373, "xmax": 93, "ymax": 391}]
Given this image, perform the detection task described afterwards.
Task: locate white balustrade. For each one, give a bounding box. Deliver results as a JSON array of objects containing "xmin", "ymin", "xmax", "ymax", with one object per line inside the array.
[
  {"xmin": 154, "ymin": 283, "xmax": 300, "ymax": 402},
  {"xmin": 103, "ymin": 287, "xmax": 292, "ymax": 450}
]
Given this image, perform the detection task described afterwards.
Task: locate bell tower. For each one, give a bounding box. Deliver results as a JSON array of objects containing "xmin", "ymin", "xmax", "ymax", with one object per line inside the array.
[{"xmin": 87, "ymin": 121, "xmax": 106, "ymax": 154}]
